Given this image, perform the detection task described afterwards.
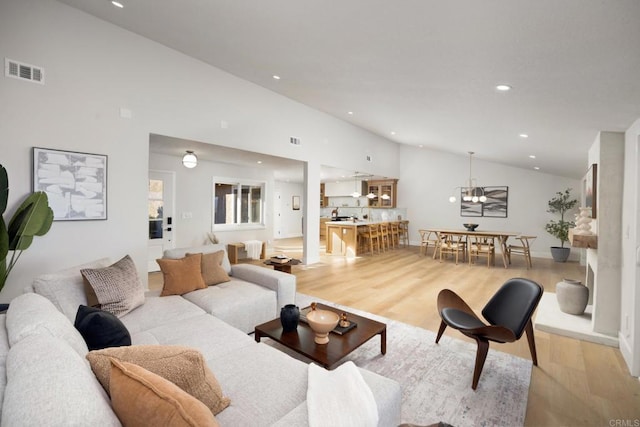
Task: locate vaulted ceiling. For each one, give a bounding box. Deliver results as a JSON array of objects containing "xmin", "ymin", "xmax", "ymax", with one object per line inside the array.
[{"xmin": 59, "ymin": 0, "xmax": 640, "ymax": 179}]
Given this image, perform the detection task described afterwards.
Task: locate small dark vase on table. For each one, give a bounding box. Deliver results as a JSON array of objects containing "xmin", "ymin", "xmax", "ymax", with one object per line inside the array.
[{"xmin": 280, "ymin": 304, "xmax": 300, "ymax": 332}]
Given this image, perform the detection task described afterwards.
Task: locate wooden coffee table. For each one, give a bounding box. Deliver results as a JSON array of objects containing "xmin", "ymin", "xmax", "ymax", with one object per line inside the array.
[
  {"xmin": 254, "ymin": 303, "xmax": 386, "ymax": 370},
  {"xmin": 263, "ymin": 258, "xmax": 301, "ymax": 274}
]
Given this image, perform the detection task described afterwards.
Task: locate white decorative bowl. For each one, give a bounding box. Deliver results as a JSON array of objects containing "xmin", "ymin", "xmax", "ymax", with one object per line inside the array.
[{"xmin": 306, "ymin": 309, "xmax": 340, "ymax": 344}]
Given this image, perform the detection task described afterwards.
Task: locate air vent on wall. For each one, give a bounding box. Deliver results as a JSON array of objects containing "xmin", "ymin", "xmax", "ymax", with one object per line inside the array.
[
  {"xmin": 5, "ymin": 58, "xmax": 45, "ymax": 84},
  {"xmin": 290, "ymin": 136, "xmax": 301, "ymax": 146}
]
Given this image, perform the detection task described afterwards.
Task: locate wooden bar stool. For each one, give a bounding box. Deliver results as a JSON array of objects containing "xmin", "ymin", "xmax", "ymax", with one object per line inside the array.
[
  {"xmin": 379, "ymin": 222, "xmax": 391, "ymax": 252},
  {"xmin": 389, "ymin": 221, "xmax": 400, "ymax": 249},
  {"xmin": 398, "ymin": 220, "xmax": 410, "ymax": 247},
  {"xmin": 359, "ymin": 224, "xmax": 381, "ymax": 255}
]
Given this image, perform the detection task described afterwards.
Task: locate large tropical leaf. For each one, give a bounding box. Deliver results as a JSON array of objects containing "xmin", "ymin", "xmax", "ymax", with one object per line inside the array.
[
  {"xmin": 0, "ymin": 217, "xmax": 7, "ymax": 262},
  {"xmin": 0, "ymin": 165, "xmax": 7, "ymax": 215},
  {"xmin": 7, "ymin": 192, "xmax": 53, "ymax": 251}
]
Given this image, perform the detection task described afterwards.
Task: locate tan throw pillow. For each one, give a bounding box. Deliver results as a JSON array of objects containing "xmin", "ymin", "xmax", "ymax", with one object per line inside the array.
[
  {"xmin": 156, "ymin": 254, "xmax": 206, "ymax": 296},
  {"xmin": 109, "ymin": 358, "xmax": 219, "ymax": 427},
  {"xmin": 186, "ymin": 251, "xmax": 231, "ymax": 286},
  {"xmin": 87, "ymin": 345, "xmax": 230, "ymax": 415},
  {"xmin": 80, "ymin": 255, "xmax": 145, "ymax": 317}
]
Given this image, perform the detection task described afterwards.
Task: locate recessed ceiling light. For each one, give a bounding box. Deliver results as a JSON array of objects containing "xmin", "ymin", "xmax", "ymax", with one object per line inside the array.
[
  {"xmin": 529, "ymin": 155, "xmax": 536, "ymax": 159},
  {"xmin": 495, "ymin": 84, "xmax": 512, "ymax": 92},
  {"xmin": 390, "ymin": 131, "xmax": 396, "ymax": 135},
  {"xmin": 519, "ymin": 133, "xmax": 529, "ymax": 138},
  {"xmin": 418, "ymin": 144, "xmax": 424, "ymax": 148},
  {"xmin": 534, "ymin": 166, "xmax": 540, "ymax": 170},
  {"xmin": 111, "ymin": 1, "xmax": 124, "ymax": 7},
  {"xmin": 257, "ymin": 160, "xmax": 262, "ymax": 164},
  {"xmin": 347, "ymin": 111, "xmax": 353, "ymax": 115},
  {"xmin": 272, "ymin": 75, "xmax": 281, "ymax": 80}
]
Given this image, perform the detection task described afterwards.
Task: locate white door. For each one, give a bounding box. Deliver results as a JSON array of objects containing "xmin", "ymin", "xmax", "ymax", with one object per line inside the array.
[
  {"xmin": 274, "ymin": 191, "xmax": 283, "ymax": 239},
  {"xmin": 148, "ymin": 170, "xmax": 175, "ymax": 272}
]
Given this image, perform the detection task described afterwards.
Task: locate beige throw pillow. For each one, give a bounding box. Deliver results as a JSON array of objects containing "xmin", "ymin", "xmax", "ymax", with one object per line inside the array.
[
  {"xmin": 109, "ymin": 358, "xmax": 219, "ymax": 427},
  {"xmin": 156, "ymin": 253, "xmax": 207, "ymax": 296},
  {"xmin": 80, "ymin": 255, "xmax": 145, "ymax": 317},
  {"xmin": 186, "ymin": 250, "xmax": 231, "ymax": 286},
  {"xmin": 87, "ymin": 345, "xmax": 231, "ymax": 415}
]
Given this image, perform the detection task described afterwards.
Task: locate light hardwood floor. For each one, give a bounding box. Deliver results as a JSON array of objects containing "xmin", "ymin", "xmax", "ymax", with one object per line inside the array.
[{"xmin": 150, "ymin": 238, "xmax": 640, "ymax": 426}]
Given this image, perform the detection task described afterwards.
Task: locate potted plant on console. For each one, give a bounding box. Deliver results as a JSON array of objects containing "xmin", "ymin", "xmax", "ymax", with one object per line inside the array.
[{"xmin": 544, "ymin": 188, "xmax": 577, "ymax": 262}]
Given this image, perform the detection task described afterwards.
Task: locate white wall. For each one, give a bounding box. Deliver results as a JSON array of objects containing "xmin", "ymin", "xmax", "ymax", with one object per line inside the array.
[
  {"xmin": 398, "ymin": 146, "xmax": 581, "ymax": 258},
  {"xmin": 586, "ymin": 132, "xmax": 624, "ymax": 336},
  {"xmin": 273, "ymin": 181, "xmax": 305, "ymax": 239},
  {"xmin": 149, "ymin": 152, "xmax": 277, "ymax": 247},
  {"xmin": 621, "ymin": 119, "xmax": 640, "ymax": 376},
  {"xmin": 0, "ymin": 0, "xmax": 400, "ymax": 302}
]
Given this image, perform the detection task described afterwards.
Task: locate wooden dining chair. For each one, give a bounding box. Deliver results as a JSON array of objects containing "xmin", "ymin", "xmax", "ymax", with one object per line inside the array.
[
  {"xmin": 468, "ymin": 236, "xmax": 495, "ymax": 267},
  {"xmin": 438, "ymin": 233, "xmax": 467, "ymax": 264},
  {"xmin": 435, "ymin": 278, "xmax": 544, "ymax": 390},
  {"xmin": 418, "ymin": 230, "xmax": 440, "ymax": 257},
  {"xmin": 507, "ymin": 235, "xmax": 536, "ymax": 269}
]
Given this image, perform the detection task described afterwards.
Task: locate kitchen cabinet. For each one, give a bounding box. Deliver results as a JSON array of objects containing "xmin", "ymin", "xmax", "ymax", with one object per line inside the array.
[
  {"xmin": 367, "ymin": 179, "xmax": 398, "ymax": 208},
  {"xmin": 320, "ymin": 183, "xmax": 328, "ymax": 207}
]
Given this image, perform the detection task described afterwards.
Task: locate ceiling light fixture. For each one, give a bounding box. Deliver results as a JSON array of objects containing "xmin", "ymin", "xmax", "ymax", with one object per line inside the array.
[
  {"xmin": 390, "ymin": 131, "xmax": 396, "ymax": 135},
  {"xmin": 272, "ymin": 75, "xmax": 281, "ymax": 80},
  {"xmin": 519, "ymin": 133, "xmax": 529, "ymax": 138},
  {"xmin": 351, "ymin": 172, "xmax": 361, "ymax": 198},
  {"xmin": 257, "ymin": 160, "xmax": 262, "ymax": 164},
  {"xmin": 448, "ymin": 151, "xmax": 487, "ymax": 204},
  {"xmin": 347, "ymin": 111, "xmax": 353, "ymax": 115},
  {"xmin": 495, "ymin": 84, "xmax": 512, "ymax": 92},
  {"xmin": 529, "ymin": 155, "xmax": 536, "ymax": 159},
  {"xmin": 534, "ymin": 166, "xmax": 540, "ymax": 170},
  {"xmin": 111, "ymin": 1, "xmax": 124, "ymax": 8},
  {"xmin": 182, "ymin": 150, "xmax": 197, "ymax": 168}
]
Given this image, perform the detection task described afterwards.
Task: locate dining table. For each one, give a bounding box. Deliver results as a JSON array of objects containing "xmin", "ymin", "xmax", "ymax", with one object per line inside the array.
[{"xmin": 425, "ymin": 228, "xmax": 520, "ymax": 268}]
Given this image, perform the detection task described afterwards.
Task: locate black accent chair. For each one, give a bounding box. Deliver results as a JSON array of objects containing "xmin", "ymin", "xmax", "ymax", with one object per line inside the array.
[{"xmin": 435, "ymin": 278, "xmax": 544, "ymax": 390}]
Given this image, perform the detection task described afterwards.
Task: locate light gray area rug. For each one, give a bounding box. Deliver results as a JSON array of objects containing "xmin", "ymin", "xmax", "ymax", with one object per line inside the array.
[{"xmin": 266, "ymin": 293, "xmax": 532, "ymax": 427}]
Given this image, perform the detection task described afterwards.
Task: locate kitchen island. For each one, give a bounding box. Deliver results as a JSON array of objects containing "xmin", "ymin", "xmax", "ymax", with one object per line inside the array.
[{"xmin": 325, "ymin": 220, "xmax": 408, "ymax": 256}]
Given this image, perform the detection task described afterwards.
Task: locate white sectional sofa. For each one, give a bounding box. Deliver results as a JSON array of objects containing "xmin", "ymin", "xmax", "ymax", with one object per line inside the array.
[{"xmin": 0, "ymin": 244, "xmax": 402, "ymax": 426}]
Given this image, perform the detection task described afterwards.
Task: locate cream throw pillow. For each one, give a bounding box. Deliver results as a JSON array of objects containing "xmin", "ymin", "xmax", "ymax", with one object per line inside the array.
[
  {"xmin": 156, "ymin": 253, "xmax": 207, "ymax": 296},
  {"xmin": 186, "ymin": 250, "xmax": 230, "ymax": 286},
  {"xmin": 80, "ymin": 255, "xmax": 145, "ymax": 317},
  {"xmin": 109, "ymin": 358, "xmax": 219, "ymax": 427},
  {"xmin": 87, "ymin": 345, "xmax": 231, "ymax": 415}
]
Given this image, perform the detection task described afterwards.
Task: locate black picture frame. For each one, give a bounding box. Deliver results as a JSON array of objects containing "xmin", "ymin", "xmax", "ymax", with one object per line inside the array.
[
  {"xmin": 460, "ymin": 186, "xmax": 508, "ymax": 218},
  {"xmin": 33, "ymin": 147, "xmax": 108, "ymax": 221}
]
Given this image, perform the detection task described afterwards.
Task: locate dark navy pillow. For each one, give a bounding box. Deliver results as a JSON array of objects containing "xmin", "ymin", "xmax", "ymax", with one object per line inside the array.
[{"xmin": 74, "ymin": 305, "xmax": 132, "ymax": 351}]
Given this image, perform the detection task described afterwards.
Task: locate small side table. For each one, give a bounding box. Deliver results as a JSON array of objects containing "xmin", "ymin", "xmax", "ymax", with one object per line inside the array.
[{"xmin": 263, "ymin": 258, "xmax": 301, "ymax": 274}]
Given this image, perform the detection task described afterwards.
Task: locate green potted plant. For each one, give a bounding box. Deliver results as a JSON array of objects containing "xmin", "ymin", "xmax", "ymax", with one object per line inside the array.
[
  {"xmin": 0, "ymin": 164, "xmax": 54, "ymax": 292},
  {"xmin": 544, "ymin": 188, "xmax": 577, "ymax": 262}
]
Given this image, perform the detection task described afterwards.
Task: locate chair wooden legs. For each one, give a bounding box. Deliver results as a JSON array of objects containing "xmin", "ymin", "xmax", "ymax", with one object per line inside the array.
[
  {"xmin": 524, "ymin": 319, "xmax": 538, "ymax": 365},
  {"xmin": 435, "ymin": 320, "xmax": 447, "ymax": 343},
  {"xmin": 472, "ymin": 337, "xmax": 490, "ymax": 390}
]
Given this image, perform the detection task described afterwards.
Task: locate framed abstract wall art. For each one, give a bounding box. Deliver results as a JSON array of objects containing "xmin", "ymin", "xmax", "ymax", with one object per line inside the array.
[
  {"xmin": 460, "ymin": 186, "xmax": 508, "ymax": 218},
  {"xmin": 33, "ymin": 147, "xmax": 107, "ymax": 220}
]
